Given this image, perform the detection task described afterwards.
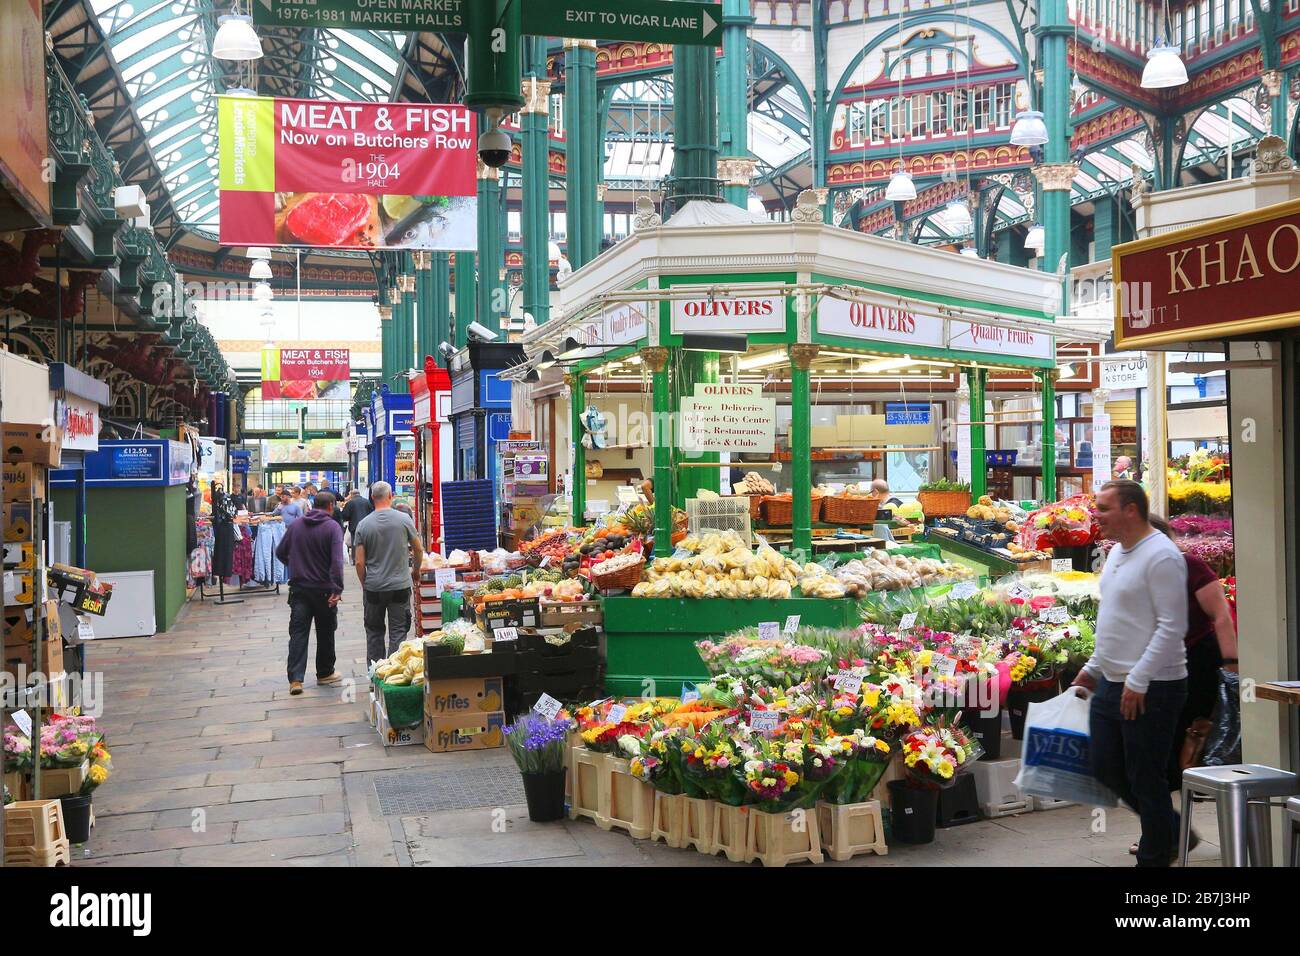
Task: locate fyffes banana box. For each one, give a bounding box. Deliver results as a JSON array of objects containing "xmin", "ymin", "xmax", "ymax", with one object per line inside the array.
[
  {"xmin": 423, "ymin": 676, "xmax": 505, "ymax": 716},
  {"xmin": 423, "ymin": 711, "xmax": 506, "ymax": 753}
]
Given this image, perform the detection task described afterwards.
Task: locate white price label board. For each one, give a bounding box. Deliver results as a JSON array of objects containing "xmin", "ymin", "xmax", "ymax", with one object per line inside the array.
[
  {"xmin": 680, "ymin": 684, "xmax": 701, "ymax": 703},
  {"xmin": 899, "ymin": 612, "xmax": 918, "ymax": 630},
  {"xmin": 606, "ymin": 703, "xmax": 628, "ymax": 723},
  {"xmin": 493, "ymin": 627, "xmax": 519, "ymax": 643},
  {"xmin": 532, "ymin": 693, "xmax": 563, "ymax": 720},
  {"xmin": 434, "ymin": 568, "xmax": 457, "ymax": 590},
  {"xmin": 757, "ymin": 621, "xmax": 780, "ymax": 641},
  {"xmin": 783, "ymin": 615, "xmax": 801, "ymax": 634},
  {"xmin": 950, "ymin": 581, "xmax": 979, "ymax": 599},
  {"xmin": 1051, "ymin": 558, "xmax": 1074, "ymax": 573},
  {"xmin": 77, "ymin": 620, "xmax": 95, "ymax": 641},
  {"xmin": 539, "ymin": 555, "xmax": 551, "ymax": 568},
  {"xmin": 1007, "ymin": 584, "xmax": 1032, "ymax": 601},
  {"xmin": 931, "ymin": 655, "xmax": 958, "ymax": 678},
  {"xmin": 750, "ymin": 711, "xmax": 781, "ymax": 734},
  {"xmin": 12, "ymin": 709, "xmax": 31, "ymax": 736},
  {"xmin": 1038, "ymin": 606, "xmax": 1070, "ymax": 624},
  {"xmin": 834, "ymin": 672, "xmax": 863, "ymax": 694}
]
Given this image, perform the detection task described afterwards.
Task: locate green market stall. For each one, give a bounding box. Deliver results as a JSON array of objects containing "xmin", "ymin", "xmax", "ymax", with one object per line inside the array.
[{"xmin": 508, "ymin": 196, "xmax": 1108, "ymax": 693}]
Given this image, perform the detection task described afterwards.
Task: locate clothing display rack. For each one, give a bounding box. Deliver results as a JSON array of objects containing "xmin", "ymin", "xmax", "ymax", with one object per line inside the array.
[{"xmin": 196, "ymin": 515, "xmax": 283, "ymax": 604}]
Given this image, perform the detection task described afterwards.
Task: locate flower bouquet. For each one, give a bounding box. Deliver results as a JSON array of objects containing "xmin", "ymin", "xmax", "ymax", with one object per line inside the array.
[
  {"xmin": 737, "ymin": 738, "xmax": 806, "ymax": 813},
  {"xmin": 899, "ymin": 724, "xmax": 980, "ymax": 789},
  {"xmin": 679, "ymin": 721, "xmax": 748, "ymax": 805},
  {"xmin": 579, "ymin": 720, "xmax": 646, "ymax": 755},
  {"xmin": 1018, "ymin": 495, "xmax": 1097, "ymax": 550},
  {"xmin": 504, "ymin": 712, "xmax": 575, "ymax": 821},
  {"xmin": 629, "ymin": 726, "xmax": 684, "ymax": 794},
  {"xmin": 819, "ymin": 730, "xmax": 893, "ymax": 805}
]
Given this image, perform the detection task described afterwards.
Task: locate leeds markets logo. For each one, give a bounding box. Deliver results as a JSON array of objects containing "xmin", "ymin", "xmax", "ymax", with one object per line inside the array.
[{"xmin": 49, "ymin": 886, "xmax": 151, "ymax": 937}]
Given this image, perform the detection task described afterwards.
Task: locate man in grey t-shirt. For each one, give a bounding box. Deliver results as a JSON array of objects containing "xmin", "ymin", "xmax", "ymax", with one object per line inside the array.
[{"xmin": 354, "ymin": 480, "xmax": 423, "ymax": 663}]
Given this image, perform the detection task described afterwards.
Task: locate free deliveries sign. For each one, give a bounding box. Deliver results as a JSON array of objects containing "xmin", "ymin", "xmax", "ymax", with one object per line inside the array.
[
  {"xmin": 219, "ymin": 95, "xmax": 477, "ymax": 250},
  {"xmin": 262, "ymin": 348, "xmax": 351, "ymax": 400}
]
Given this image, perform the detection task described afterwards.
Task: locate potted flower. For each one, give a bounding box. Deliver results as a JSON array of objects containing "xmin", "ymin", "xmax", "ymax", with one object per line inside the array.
[
  {"xmin": 736, "ymin": 737, "xmax": 825, "ymax": 865},
  {"xmin": 889, "ymin": 726, "xmax": 979, "ymax": 844},
  {"xmin": 62, "ymin": 738, "xmax": 112, "ymax": 844},
  {"xmin": 1005, "ymin": 628, "xmax": 1066, "ymax": 739},
  {"xmin": 503, "ymin": 712, "xmax": 574, "ymax": 822}
]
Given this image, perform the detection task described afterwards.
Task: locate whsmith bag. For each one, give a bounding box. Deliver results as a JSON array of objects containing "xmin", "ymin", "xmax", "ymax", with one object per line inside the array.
[{"xmin": 1013, "ymin": 688, "xmax": 1117, "ymax": 807}]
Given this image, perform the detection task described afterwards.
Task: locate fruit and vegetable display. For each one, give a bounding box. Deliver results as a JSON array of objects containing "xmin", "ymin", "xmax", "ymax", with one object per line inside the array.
[
  {"xmin": 831, "ymin": 551, "xmax": 974, "ymax": 597},
  {"xmin": 372, "ymin": 638, "xmax": 428, "ymax": 686},
  {"xmin": 632, "ymin": 532, "xmax": 801, "ymax": 599},
  {"xmin": 732, "ymin": 472, "xmax": 775, "ymax": 496},
  {"xmin": 918, "ymin": 478, "xmax": 971, "ymax": 493}
]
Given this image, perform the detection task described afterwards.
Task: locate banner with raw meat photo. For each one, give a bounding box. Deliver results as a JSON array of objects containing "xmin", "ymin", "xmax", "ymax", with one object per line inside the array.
[
  {"xmin": 218, "ymin": 95, "xmax": 476, "ymax": 250},
  {"xmin": 262, "ymin": 348, "xmax": 350, "ymax": 401}
]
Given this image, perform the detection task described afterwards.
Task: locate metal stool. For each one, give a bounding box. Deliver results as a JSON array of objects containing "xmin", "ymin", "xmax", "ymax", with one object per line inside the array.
[
  {"xmin": 1180, "ymin": 765, "xmax": 1299, "ymax": 867},
  {"xmin": 1286, "ymin": 797, "xmax": 1300, "ymax": 867}
]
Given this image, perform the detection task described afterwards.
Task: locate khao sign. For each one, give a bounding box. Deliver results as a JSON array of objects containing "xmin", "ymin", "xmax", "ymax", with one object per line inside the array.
[
  {"xmin": 1113, "ymin": 198, "xmax": 1300, "ymax": 349},
  {"xmin": 680, "ymin": 383, "xmax": 775, "ymax": 454},
  {"xmin": 218, "ymin": 95, "xmax": 477, "ymax": 250},
  {"xmin": 671, "ymin": 295, "xmax": 786, "ymax": 334},
  {"xmin": 818, "ymin": 294, "xmax": 1053, "ymax": 361}
]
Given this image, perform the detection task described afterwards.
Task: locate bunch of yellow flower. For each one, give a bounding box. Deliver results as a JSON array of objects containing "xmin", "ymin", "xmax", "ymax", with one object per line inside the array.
[{"xmin": 1009, "ymin": 653, "xmax": 1037, "ymax": 683}]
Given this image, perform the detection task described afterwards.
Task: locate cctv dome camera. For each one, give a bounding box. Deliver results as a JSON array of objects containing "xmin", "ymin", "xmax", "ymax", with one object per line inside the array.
[
  {"xmin": 478, "ymin": 127, "xmax": 512, "ymax": 169},
  {"xmin": 466, "ymin": 321, "xmax": 498, "ymax": 343}
]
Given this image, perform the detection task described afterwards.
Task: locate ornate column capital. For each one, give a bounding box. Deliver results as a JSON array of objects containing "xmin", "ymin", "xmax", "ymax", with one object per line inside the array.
[
  {"xmin": 595, "ymin": 183, "xmax": 608, "ymax": 201},
  {"xmin": 398, "ymin": 273, "xmax": 416, "ymax": 294},
  {"xmin": 955, "ymin": 384, "xmax": 971, "ymax": 402},
  {"xmin": 1092, "ymin": 387, "xmax": 1111, "ymax": 405},
  {"xmin": 632, "ymin": 196, "xmax": 661, "ymax": 231},
  {"xmin": 717, "ymin": 156, "xmax": 758, "ymax": 188},
  {"xmin": 1261, "ymin": 70, "xmax": 1284, "ymax": 97},
  {"xmin": 788, "ymin": 344, "xmax": 820, "ymax": 370},
  {"xmin": 377, "ymin": 305, "xmax": 393, "ymax": 321},
  {"xmin": 791, "ymin": 188, "xmax": 828, "ymax": 222},
  {"xmin": 639, "ymin": 346, "xmax": 670, "ymax": 373},
  {"xmin": 1032, "ymin": 163, "xmax": 1079, "ymax": 192},
  {"xmin": 412, "ymin": 250, "xmax": 431, "ymax": 271},
  {"xmin": 563, "ymin": 37, "xmax": 598, "ymax": 51},
  {"xmin": 521, "ymin": 78, "xmax": 553, "ymax": 114},
  {"xmin": 476, "ymin": 158, "xmax": 500, "ymax": 181}
]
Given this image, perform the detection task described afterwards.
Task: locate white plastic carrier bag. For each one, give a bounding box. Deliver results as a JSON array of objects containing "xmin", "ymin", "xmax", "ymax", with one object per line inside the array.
[{"xmin": 1013, "ymin": 688, "xmax": 1118, "ymax": 807}]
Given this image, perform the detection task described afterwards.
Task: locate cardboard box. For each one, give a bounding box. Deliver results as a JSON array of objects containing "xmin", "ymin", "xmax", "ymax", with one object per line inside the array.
[
  {"xmin": 423, "ymin": 675, "xmax": 504, "ymax": 716},
  {"xmin": 4, "ymin": 601, "xmax": 60, "ymax": 645},
  {"xmin": 425, "ymin": 643, "xmax": 517, "ymax": 679},
  {"xmin": 3, "ymin": 502, "xmax": 33, "ymax": 541},
  {"xmin": 3, "ymin": 571, "xmax": 35, "ymax": 605},
  {"xmin": 2, "ymin": 462, "xmax": 45, "ymax": 503},
  {"xmin": 377, "ymin": 704, "xmax": 424, "ymax": 747},
  {"xmin": 480, "ymin": 596, "xmax": 540, "ymax": 630},
  {"xmin": 3, "ymin": 541, "xmax": 33, "ymax": 570},
  {"xmin": 423, "ymin": 710, "xmax": 506, "ymax": 753},
  {"xmin": 3, "ymin": 633, "xmax": 63, "ymax": 679},
  {"xmin": 2, "ymin": 423, "xmax": 62, "ymax": 467}
]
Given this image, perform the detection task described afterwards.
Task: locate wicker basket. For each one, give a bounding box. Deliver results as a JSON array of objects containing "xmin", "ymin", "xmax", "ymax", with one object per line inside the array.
[
  {"xmin": 823, "ymin": 494, "xmax": 881, "ymax": 526},
  {"xmin": 761, "ymin": 495, "xmax": 824, "ymax": 525},
  {"xmin": 917, "ymin": 490, "xmax": 972, "ymax": 518},
  {"xmin": 748, "ymin": 495, "xmax": 764, "ymax": 522},
  {"xmin": 589, "ymin": 554, "xmax": 646, "ymax": 591}
]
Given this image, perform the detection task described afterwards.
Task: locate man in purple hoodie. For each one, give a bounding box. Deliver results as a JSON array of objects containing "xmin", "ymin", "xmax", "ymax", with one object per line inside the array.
[{"xmin": 275, "ymin": 490, "xmax": 345, "ymax": 695}]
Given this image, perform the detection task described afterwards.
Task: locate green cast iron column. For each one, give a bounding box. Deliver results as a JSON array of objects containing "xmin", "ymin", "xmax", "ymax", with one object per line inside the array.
[
  {"xmin": 718, "ymin": 0, "xmax": 756, "ymax": 208},
  {"xmin": 1033, "ymin": 0, "xmax": 1074, "ymax": 278},
  {"xmin": 967, "ymin": 367, "xmax": 987, "ymax": 499},
  {"xmin": 394, "ymin": 257, "xmax": 414, "ymax": 393},
  {"xmin": 789, "ymin": 345, "xmax": 818, "ymax": 556},
  {"xmin": 414, "ymin": 251, "xmax": 433, "ymax": 363},
  {"xmin": 431, "ymin": 252, "xmax": 451, "ymax": 358},
  {"xmin": 380, "ymin": 302, "xmax": 395, "ymax": 386},
  {"xmin": 666, "ymin": 38, "xmax": 719, "ymax": 213},
  {"xmin": 570, "ymin": 371, "xmax": 586, "ymax": 522},
  {"xmin": 644, "ymin": 348, "xmax": 674, "ymax": 558},
  {"xmin": 1040, "ymin": 369, "xmax": 1057, "ymax": 503},
  {"xmin": 564, "ymin": 38, "xmax": 601, "ymax": 268},
  {"xmin": 812, "ymin": 0, "xmax": 830, "ymax": 220},
  {"xmin": 476, "ymin": 161, "xmax": 503, "ymax": 335},
  {"xmin": 522, "ymin": 39, "xmax": 552, "ymax": 324},
  {"xmin": 453, "ymin": 251, "xmax": 474, "ymax": 350}
]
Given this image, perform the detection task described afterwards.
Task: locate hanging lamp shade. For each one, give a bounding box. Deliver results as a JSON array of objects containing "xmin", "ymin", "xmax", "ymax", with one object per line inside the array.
[
  {"xmin": 1141, "ymin": 39, "xmax": 1188, "ymax": 89},
  {"xmin": 212, "ymin": 14, "xmax": 263, "ymax": 61},
  {"xmin": 1025, "ymin": 222, "xmax": 1046, "ymax": 251},
  {"xmin": 1009, "ymin": 110, "xmax": 1049, "ymax": 147},
  {"xmin": 246, "ymin": 246, "xmax": 273, "ymax": 260},
  {"xmin": 249, "ymin": 259, "xmax": 272, "ymax": 280},
  {"xmin": 945, "ymin": 200, "xmax": 972, "ymax": 232},
  {"xmin": 959, "ymin": 244, "xmax": 979, "ymax": 258},
  {"xmin": 252, "ymin": 281, "xmax": 273, "ymax": 303},
  {"xmin": 885, "ymin": 170, "xmax": 917, "ymax": 201}
]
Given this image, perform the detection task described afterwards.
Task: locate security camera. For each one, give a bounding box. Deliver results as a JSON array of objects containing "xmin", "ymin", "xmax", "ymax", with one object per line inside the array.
[
  {"xmin": 478, "ymin": 109, "xmax": 512, "ymax": 169},
  {"xmin": 466, "ymin": 321, "xmax": 498, "ymax": 343},
  {"xmin": 438, "ymin": 341, "xmax": 456, "ymax": 360}
]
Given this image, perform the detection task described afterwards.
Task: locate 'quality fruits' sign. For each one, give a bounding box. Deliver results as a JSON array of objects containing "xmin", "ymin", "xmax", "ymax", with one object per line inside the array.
[{"xmin": 218, "ymin": 95, "xmax": 477, "ymax": 250}]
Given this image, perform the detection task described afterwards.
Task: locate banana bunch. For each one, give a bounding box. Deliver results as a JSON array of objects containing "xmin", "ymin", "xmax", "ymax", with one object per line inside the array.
[{"xmin": 374, "ymin": 638, "xmax": 428, "ymax": 686}]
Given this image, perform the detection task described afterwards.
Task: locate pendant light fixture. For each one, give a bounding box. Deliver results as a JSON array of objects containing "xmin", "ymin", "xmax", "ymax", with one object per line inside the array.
[
  {"xmin": 1025, "ymin": 221, "xmax": 1046, "ymax": 251},
  {"xmin": 249, "ymin": 259, "xmax": 272, "ymax": 280},
  {"xmin": 886, "ymin": 170, "xmax": 917, "ymax": 202},
  {"xmin": 885, "ymin": 5, "xmax": 916, "ymax": 205},
  {"xmin": 1141, "ymin": 38, "xmax": 1188, "ymax": 89},
  {"xmin": 945, "ymin": 199, "xmax": 972, "ymax": 232},
  {"xmin": 212, "ymin": 3, "xmax": 263, "ymax": 61},
  {"xmin": 1009, "ymin": 109, "xmax": 1049, "ymax": 146},
  {"xmin": 959, "ymin": 243, "xmax": 979, "ymax": 258},
  {"xmin": 252, "ymin": 281, "xmax": 273, "ymax": 303}
]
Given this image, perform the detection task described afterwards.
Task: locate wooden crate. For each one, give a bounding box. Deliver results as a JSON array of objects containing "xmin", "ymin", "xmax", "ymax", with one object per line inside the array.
[
  {"xmin": 3, "ymin": 769, "xmax": 30, "ymax": 802},
  {"xmin": 710, "ymin": 803, "xmax": 750, "ymax": 863},
  {"xmin": 538, "ymin": 600, "xmax": 604, "ymax": 628},
  {"xmin": 747, "ymin": 808, "xmax": 824, "ymax": 867},
  {"xmin": 568, "ymin": 748, "xmax": 604, "ymax": 824},
  {"xmin": 683, "ymin": 797, "xmax": 715, "ymax": 854},
  {"xmin": 4, "ymin": 799, "xmax": 70, "ymax": 866},
  {"xmin": 597, "ymin": 756, "xmax": 654, "ymax": 839},
  {"xmin": 4, "ymin": 841, "xmax": 70, "ymax": 867},
  {"xmin": 816, "ymin": 800, "xmax": 888, "ymax": 861},
  {"xmin": 36, "ymin": 761, "xmax": 88, "ymax": 799},
  {"xmin": 972, "ymin": 757, "xmax": 1033, "ymax": 818},
  {"xmin": 650, "ymin": 791, "xmax": 687, "ymax": 848}
]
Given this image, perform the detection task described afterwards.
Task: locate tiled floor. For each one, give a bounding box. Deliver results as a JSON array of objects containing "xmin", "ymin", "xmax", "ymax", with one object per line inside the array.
[{"xmin": 76, "ymin": 568, "xmax": 1224, "ymax": 867}]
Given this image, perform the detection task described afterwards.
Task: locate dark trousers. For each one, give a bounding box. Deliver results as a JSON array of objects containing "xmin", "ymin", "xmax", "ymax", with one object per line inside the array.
[
  {"xmin": 1090, "ymin": 676, "xmax": 1188, "ymax": 867},
  {"xmin": 364, "ymin": 588, "xmax": 411, "ymax": 664},
  {"xmin": 287, "ymin": 586, "xmax": 338, "ymax": 683},
  {"xmin": 1168, "ymin": 637, "xmax": 1224, "ymax": 790}
]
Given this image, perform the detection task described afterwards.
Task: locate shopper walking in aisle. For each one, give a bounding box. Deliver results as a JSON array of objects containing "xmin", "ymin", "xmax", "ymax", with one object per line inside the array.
[
  {"xmin": 275, "ymin": 490, "xmax": 345, "ymax": 695},
  {"xmin": 1072, "ymin": 481, "xmax": 1189, "ymax": 866},
  {"xmin": 354, "ymin": 481, "xmax": 422, "ymax": 664},
  {"xmin": 303, "ymin": 483, "xmax": 318, "ymax": 513},
  {"xmin": 273, "ymin": 489, "xmax": 303, "ymax": 527},
  {"xmin": 341, "ymin": 487, "xmax": 373, "ymax": 562}
]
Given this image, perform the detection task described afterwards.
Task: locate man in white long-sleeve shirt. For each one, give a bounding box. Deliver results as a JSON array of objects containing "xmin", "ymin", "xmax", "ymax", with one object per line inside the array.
[{"xmin": 1073, "ymin": 480, "xmax": 1189, "ymax": 866}]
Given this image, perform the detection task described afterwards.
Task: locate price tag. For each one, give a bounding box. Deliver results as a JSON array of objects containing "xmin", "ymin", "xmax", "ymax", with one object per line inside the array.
[
  {"xmin": 539, "ymin": 555, "xmax": 551, "ymax": 568},
  {"xmin": 1007, "ymin": 584, "xmax": 1032, "ymax": 601},
  {"xmin": 493, "ymin": 627, "xmax": 519, "ymax": 643},
  {"xmin": 783, "ymin": 615, "xmax": 801, "ymax": 634},
  {"xmin": 532, "ymin": 693, "xmax": 563, "ymax": 720},
  {"xmin": 680, "ymin": 683, "xmax": 701, "ymax": 703},
  {"xmin": 607, "ymin": 703, "xmax": 628, "ymax": 723},
  {"xmin": 77, "ymin": 620, "xmax": 95, "ymax": 641},
  {"xmin": 899, "ymin": 612, "xmax": 918, "ymax": 631},
  {"xmin": 434, "ymin": 568, "xmax": 457, "ymax": 590},
  {"xmin": 750, "ymin": 711, "xmax": 781, "ymax": 734},
  {"xmin": 931, "ymin": 655, "xmax": 958, "ymax": 678},
  {"xmin": 1038, "ymin": 606, "xmax": 1070, "ymax": 625},
  {"xmin": 12, "ymin": 709, "xmax": 31, "ymax": 736},
  {"xmin": 951, "ymin": 581, "xmax": 980, "ymax": 599},
  {"xmin": 757, "ymin": 621, "xmax": 780, "ymax": 641},
  {"xmin": 834, "ymin": 672, "xmax": 863, "ymax": 694},
  {"xmin": 1051, "ymin": 558, "xmax": 1074, "ymax": 573}
]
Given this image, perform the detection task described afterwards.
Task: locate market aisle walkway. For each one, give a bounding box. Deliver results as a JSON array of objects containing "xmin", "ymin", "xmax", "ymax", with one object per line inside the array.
[{"xmin": 77, "ymin": 569, "xmax": 1222, "ymax": 867}]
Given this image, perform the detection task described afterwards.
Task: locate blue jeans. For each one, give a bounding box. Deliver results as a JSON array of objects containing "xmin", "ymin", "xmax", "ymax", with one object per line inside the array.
[{"xmin": 1089, "ymin": 676, "xmax": 1187, "ymax": 866}]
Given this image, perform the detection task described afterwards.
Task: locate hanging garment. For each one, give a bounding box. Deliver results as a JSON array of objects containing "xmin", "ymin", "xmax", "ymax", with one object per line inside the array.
[
  {"xmin": 229, "ymin": 529, "xmax": 254, "ymax": 582},
  {"xmin": 188, "ymin": 546, "xmax": 211, "ymax": 587},
  {"xmin": 252, "ymin": 520, "xmax": 289, "ymax": 584},
  {"xmin": 211, "ymin": 493, "xmax": 238, "ymax": 578}
]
